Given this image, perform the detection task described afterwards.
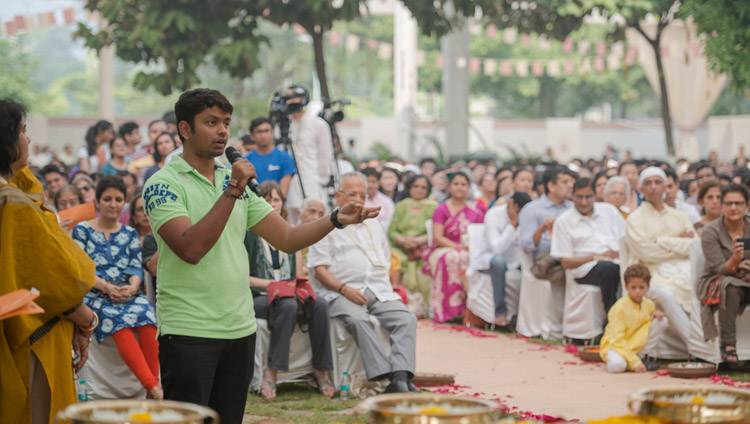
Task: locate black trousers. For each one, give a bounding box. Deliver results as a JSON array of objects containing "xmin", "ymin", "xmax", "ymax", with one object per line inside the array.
[
  {"xmin": 158, "ymin": 333, "xmax": 256, "ymax": 424},
  {"xmin": 254, "ymin": 296, "xmax": 333, "ymax": 372},
  {"xmin": 575, "ymin": 260, "xmax": 620, "ymax": 313}
]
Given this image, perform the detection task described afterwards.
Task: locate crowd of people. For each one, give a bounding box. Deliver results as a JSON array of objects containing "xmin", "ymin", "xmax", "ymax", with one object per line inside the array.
[{"xmin": 3, "ymin": 86, "xmax": 750, "ymax": 424}]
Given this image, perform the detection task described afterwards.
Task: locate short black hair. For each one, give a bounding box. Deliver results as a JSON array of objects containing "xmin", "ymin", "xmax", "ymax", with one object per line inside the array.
[
  {"xmin": 663, "ymin": 167, "xmax": 678, "ymax": 183},
  {"xmin": 361, "ymin": 167, "xmax": 380, "ymax": 179},
  {"xmin": 0, "ymin": 99, "xmax": 27, "ymax": 176},
  {"xmin": 174, "ymin": 88, "xmax": 233, "ymax": 142},
  {"xmin": 118, "ymin": 121, "xmax": 139, "ymax": 138},
  {"xmin": 573, "ymin": 177, "xmax": 593, "ymax": 192},
  {"xmin": 403, "ymin": 174, "xmax": 432, "ymax": 198},
  {"xmin": 721, "ymin": 183, "xmax": 749, "ymax": 203},
  {"xmin": 240, "ymin": 134, "xmax": 254, "ymax": 145},
  {"xmin": 95, "ymin": 175, "xmax": 127, "ymax": 201},
  {"xmin": 542, "ymin": 166, "xmax": 575, "ymax": 194},
  {"xmin": 511, "ymin": 191, "xmax": 532, "ymax": 209},
  {"xmin": 148, "ymin": 119, "xmax": 165, "ymax": 131},
  {"xmin": 162, "ymin": 110, "xmax": 176, "ymax": 125},
  {"xmin": 695, "ymin": 162, "xmax": 716, "ymax": 176},
  {"xmin": 718, "ymin": 173, "xmax": 732, "ymax": 184},
  {"xmin": 512, "ymin": 168, "xmax": 533, "ymax": 180},
  {"xmin": 250, "ymin": 117, "xmax": 273, "ymax": 133},
  {"xmin": 419, "ymin": 157, "xmax": 437, "ymax": 167},
  {"xmin": 618, "ymin": 161, "xmax": 637, "ymax": 174},
  {"xmin": 41, "ymin": 163, "xmax": 66, "ymax": 179},
  {"xmin": 448, "ymin": 171, "xmax": 470, "ymax": 184}
]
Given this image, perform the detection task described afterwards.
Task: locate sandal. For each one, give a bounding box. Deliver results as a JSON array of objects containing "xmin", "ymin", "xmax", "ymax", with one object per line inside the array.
[
  {"xmin": 722, "ymin": 345, "xmax": 739, "ymax": 363},
  {"xmin": 260, "ymin": 373, "xmax": 277, "ymax": 399},
  {"xmin": 314, "ymin": 371, "xmax": 335, "ymax": 398}
]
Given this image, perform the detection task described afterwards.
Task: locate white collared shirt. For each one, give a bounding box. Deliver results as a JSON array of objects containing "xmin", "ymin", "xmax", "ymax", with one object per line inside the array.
[
  {"xmin": 307, "ymin": 219, "xmax": 401, "ymax": 303},
  {"xmin": 675, "ymin": 199, "xmax": 701, "ymax": 224},
  {"xmin": 475, "ymin": 204, "xmax": 521, "ymax": 271},
  {"xmin": 550, "ymin": 202, "xmax": 626, "ymax": 279},
  {"xmin": 285, "ymin": 111, "xmax": 334, "ymax": 208}
]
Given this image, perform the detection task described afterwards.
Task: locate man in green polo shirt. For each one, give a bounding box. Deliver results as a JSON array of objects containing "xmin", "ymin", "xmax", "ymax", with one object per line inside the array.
[{"xmin": 143, "ymin": 88, "xmax": 379, "ymax": 424}]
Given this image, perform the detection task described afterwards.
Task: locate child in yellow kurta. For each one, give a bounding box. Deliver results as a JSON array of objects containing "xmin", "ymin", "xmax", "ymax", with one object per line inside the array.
[{"xmin": 599, "ymin": 264, "xmax": 668, "ymax": 373}]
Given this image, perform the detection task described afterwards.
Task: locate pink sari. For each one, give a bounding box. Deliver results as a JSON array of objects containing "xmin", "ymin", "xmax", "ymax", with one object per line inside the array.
[{"xmin": 423, "ymin": 201, "xmax": 485, "ymax": 322}]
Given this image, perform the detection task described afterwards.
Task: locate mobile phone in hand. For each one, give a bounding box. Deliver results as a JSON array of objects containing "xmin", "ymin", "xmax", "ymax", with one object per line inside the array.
[{"xmin": 738, "ymin": 238, "xmax": 750, "ymax": 250}]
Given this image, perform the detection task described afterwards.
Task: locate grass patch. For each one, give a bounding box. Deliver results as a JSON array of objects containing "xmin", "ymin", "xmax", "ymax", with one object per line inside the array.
[{"xmin": 244, "ymin": 383, "xmax": 366, "ymax": 424}]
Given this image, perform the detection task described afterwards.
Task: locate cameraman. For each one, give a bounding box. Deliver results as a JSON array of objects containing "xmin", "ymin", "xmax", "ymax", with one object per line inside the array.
[{"xmin": 285, "ymin": 85, "xmax": 334, "ymax": 222}]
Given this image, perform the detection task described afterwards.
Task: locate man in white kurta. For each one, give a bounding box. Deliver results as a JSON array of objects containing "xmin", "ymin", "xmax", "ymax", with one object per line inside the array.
[
  {"xmin": 308, "ymin": 172, "xmax": 417, "ymax": 393},
  {"xmin": 625, "ymin": 167, "xmax": 695, "ymax": 344}
]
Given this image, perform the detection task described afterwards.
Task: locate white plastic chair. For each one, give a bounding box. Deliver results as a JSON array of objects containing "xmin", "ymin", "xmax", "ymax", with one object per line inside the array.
[
  {"xmin": 562, "ymin": 269, "xmax": 606, "ymax": 341},
  {"xmin": 516, "ymin": 251, "xmax": 564, "ymax": 340},
  {"xmin": 619, "ymin": 237, "xmax": 689, "ymax": 359},
  {"xmin": 466, "ymin": 224, "xmax": 495, "ymax": 324},
  {"xmin": 425, "ymin": 219, "xmax": 433, "ymax": 246},
  {"xmin": 687, "ymin": 239, "xmax": 750, "ymax": 363}
]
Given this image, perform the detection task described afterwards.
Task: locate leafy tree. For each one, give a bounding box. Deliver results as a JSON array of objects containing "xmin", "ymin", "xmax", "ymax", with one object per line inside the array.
[
  {"xmin": 76, "ymin": 0, "xmax": 267, "ymax": 95},
  {"xmin": 681, "ymin": 0, "xmax": 750, "ymax": 91}
]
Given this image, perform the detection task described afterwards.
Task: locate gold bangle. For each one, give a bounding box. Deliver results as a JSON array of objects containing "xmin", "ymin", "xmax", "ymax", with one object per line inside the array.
[{"xmin": 80, "ymin": 311, "xmax": 99, "ymax": 333}]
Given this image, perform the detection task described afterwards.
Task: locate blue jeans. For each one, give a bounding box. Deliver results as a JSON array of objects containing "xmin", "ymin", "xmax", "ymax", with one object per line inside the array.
[{"xmin": 488, "ymin": 254, "xmax": 509, "ymax": 317}]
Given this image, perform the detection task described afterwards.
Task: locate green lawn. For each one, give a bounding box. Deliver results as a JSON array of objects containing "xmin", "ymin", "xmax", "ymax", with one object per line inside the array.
[{"xmin": 244, "ymin": 383, "xmax": 366, "ymax": 424}]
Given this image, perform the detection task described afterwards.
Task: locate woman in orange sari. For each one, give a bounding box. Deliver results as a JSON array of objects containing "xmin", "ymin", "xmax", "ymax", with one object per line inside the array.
[{"xmin": 0, "ymin": 99, "xmax": 97, "ymax": 424}]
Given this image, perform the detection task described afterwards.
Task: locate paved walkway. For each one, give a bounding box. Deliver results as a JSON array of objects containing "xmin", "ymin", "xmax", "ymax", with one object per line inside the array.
[{"xmin": 415, "ymin": 321, "xmax": 714, "ymax": 420}]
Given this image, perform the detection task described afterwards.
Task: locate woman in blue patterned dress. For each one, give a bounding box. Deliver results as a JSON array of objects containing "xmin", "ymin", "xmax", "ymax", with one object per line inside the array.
[{"xmin": 72, "ymin": 175, "xmax": 161, "ymax": 399}]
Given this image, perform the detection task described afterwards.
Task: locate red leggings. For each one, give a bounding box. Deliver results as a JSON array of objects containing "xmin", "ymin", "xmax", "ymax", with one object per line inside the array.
[{"xmin": 111, "ymin": 325, "xmax": 160, "ymax": 391}]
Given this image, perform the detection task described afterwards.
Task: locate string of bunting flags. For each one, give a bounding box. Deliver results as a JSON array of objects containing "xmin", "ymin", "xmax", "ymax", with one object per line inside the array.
[
  {"xmin": 300, "ymin": 23, "xmax": 644, "ymax": 78},
  {"xmin": 1, "ymin": 8, "xmax": 78, "ymax": 36}
]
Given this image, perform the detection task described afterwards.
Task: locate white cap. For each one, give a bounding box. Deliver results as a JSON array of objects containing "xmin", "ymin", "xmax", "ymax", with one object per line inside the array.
[{"xmin": 638, "ymin": 166, "xmax": 667, "ymax": 187}]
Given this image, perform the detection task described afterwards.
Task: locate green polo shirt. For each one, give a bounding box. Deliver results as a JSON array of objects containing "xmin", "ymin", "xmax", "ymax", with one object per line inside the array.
[{"xmin": 142, "ymin": 154, "xmax": 273, "ymax": 339}]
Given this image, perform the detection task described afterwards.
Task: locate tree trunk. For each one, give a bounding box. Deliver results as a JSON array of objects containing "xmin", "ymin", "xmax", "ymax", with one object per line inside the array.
[
  {"xmin": 311, "ymin": 28, "xmax": 330, "ymax": 101},
  {"xmin": 652, "ymin": 40, "xmax": 675, "ymax": 156}
]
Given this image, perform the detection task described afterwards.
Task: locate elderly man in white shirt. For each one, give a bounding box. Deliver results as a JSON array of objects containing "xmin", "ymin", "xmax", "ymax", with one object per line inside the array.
[
  {"xmin": 551, "ymin": 178, "xmax": 627, "ymax": 314},
  {"xmin": 308, "ymin": 172, "xmax": 418, "ymax": 394},
  {"xmin": 625, "ymin": 166, "xmax": 696, "ymax": 345},
  {"xmin": 475, "ymin": 191, "xmax": 532, "ymax": 327}
]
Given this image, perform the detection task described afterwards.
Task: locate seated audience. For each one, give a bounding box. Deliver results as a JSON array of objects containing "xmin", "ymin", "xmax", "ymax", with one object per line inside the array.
[
  {"xmin": 480, "ymin": 191, "xmax": 532, "ymax": 327},
  {"xmin": 363, "ymin": 167, "xmax": 395, "ymax": 228},
  {"xmin": 604, "ymin": 176, "xmax": 631, "ymax": 218},
  {"xmin": 296, "ymin": 198, "xmax": 327, "ymax": 279},
  {"xmin": 79, "ymin": 120, "xmax": 114, "ymax": 174},
  {"xmin": 625, "ymin": 166, "xmax": 694, "ymax": 346},
  {"xmin": 593, "ymin": 171, "xmax": 609, "ymax": 202},
  {"xmin": 72, "ymin": 173, "xmax": 97, "ymax": 204},
  {"xmin": 55, "ymin": 185, "xmax": 84, "ymax": 233},
  {"xmin": 698, "ymin": 183, "xmax": 750, "ymax": 363},
  {"xmin": 41, "ymin": 164, "xmax": 68, "ymax": 208},
  {"xmin": 379, "ymin": 167, "xmax": 402, "ymax": 203},
  {"xmin": 663, "ymin": 168, "xmax": 701, "ymax": 224},
  {"xmin": 143, "ymin": 132, "xmax": 177, "ymax": 183},
  {"xmin": 618, "ymin": 161, "xmax": 641, "ymax": 213},
  {"xmin": 308, "ymin": 172, "xmax": 418, "ymax": 394},
  {"xmin": 246, "ymin": 181, "xmax": 333, "ymax": 399},
  {"xmin": 100, "ymin": 136, "xmax": 130, "ymax": 175},
  {"xmin": 519, "ymin": 167, "xmax": 575, "ymax": 286},
  {"xmin": 72, "ymin": 176, "xmax": 161, "ymax": 399},
  {"xmin": 600, "ymin": 264, "xmax": 667, "ymax": 373},
  {"xmin": 424, "ymin": 171, "xmax": 486, "ymax": 322},
  {"xmin": 551, "ymin": 178, "xmax": 626, "ymax": 314},
  {"xmin": 693, "ymin": 179, "xmax": 722, "ymax": 235},
  {"xmin": 388, "ymin": 174, "xmax": 438, "ymax": 317},
  {"xmin": 476, "ymin": 172, "xmax": 497, "ymax": 210}
]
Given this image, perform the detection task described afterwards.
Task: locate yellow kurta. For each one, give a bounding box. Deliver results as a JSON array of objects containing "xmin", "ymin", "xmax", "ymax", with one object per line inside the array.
[
  {"xmin": 600, "ymin": 295, "xmax": 656, "ymax": 370},
  {"xmin": 625, "ymin": 201, "xmax": 697, "ymax": 311},
  {"xmin": 1, "ymin": 167, "xmax": 96, "ymax": 424}
]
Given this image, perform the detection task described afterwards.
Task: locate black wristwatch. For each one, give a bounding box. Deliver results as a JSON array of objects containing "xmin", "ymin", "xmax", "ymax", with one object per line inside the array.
[{"xmin": 330, "ymin": 207, "xmax": 345, "ymax": 229}]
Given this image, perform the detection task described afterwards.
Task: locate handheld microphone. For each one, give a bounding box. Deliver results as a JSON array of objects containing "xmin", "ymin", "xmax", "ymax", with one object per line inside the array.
[{"xmin": 225, "ymin": 146, "xmax": 262, "ymax": 197}]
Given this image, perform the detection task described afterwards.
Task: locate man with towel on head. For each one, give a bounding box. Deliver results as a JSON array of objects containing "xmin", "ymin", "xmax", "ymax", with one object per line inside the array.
[{"xmin": 624, "ymin": 166, "xmax": 695, "ymax": 346}]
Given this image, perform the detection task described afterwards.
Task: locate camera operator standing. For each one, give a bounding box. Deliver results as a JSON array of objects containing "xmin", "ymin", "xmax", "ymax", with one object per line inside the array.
[{"xmin": 285, "ymin": 85, "xmax": 334, "ymax": 223}]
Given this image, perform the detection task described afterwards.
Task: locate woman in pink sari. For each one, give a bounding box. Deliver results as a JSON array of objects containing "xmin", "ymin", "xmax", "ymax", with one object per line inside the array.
[{"xmin": 424, "ymin": 171, "xmax": 486, "ymax": 322}]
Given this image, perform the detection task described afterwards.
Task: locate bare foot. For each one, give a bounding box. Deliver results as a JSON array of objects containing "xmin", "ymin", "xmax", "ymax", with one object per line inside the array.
[
  {"xmin": 493, "ymin": 315, "xmax": 507, "ymax": 327},
  {"xmin": 260, "ymin": 367, "xmax": 277, "ymax": 399}
]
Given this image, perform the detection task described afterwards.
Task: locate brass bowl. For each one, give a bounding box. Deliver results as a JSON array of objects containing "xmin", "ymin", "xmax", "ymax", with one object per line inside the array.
[
  {"xmin": 54, "ymin": 399, "xmax": 218, "ymax": 424},
  {"xmin": 628, "ymin": 386, "xmax": 750, "ymax": 424},
  {"xmin": 356, "ymin": 393, "xmax": 497, "ymax": 424}
]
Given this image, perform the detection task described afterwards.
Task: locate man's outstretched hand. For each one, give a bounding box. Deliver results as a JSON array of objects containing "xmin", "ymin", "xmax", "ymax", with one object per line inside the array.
[{"xmin": 336, "ymin": 202, "xmax": 380, "ymax": 226}]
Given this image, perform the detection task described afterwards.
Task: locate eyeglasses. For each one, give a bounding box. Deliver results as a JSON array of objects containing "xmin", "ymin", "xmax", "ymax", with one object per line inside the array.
[
  {"xmin": 574, "ymin": 194, "xmax": 595, "ymax": 201},
  {"xmin": 339, "ymin": 190, "xmax": 366, "ymax": 200},
  {"xmin": 80, "ymin": 184, "xmax": 93, "ymax": 191},
  {"xmin": 723, "ymin": 201, "xmax": 747, "ymax": 208}
]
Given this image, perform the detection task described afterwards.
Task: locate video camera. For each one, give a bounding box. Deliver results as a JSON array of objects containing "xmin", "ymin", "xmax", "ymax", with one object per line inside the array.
[
  {"xmin": 269, "ymin": 92, "xmax": 304, "ymax": 124},
  {"xmin": 318, "ymin": 98, "xmax": 351, "ymax": 126}
]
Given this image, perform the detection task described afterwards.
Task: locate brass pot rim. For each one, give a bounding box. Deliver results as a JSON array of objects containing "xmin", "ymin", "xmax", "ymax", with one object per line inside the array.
[
  {"xmin": 55, "ymin": 399, "xmax": 218, "ymax": 423},
  {"xmin": 630, "ymin": 385, "xmax": 750, "ymax": 407},
  {"xmin": 356, "ymin": 393, "xmax": 498, "ymax": 417}
]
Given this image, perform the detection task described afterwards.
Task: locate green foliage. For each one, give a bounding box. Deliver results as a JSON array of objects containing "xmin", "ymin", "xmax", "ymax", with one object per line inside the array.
[
  {"xmin": 76, "ymin": 0, "xmax": 267, "ymax": 95},
  {"xmin": 681, "ymin": 0, "xmax": 750, "ymax": 91},
  {"xmin": 244, "ymin": 384, "xmax": 364, "ymax": 423},
  {"xmin": 0, "ymin": 36, "xmax": 39, "ymax": 109},
  {"xmin": 370, "ymin": 142, "xmax": 394, "ymax": 161}
]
